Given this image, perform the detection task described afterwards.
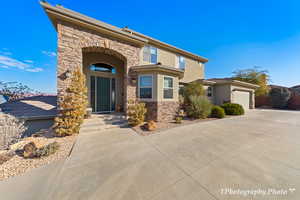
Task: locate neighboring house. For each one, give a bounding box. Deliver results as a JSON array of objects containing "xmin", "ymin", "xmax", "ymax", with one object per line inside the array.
[
  {"xmin": 291, "ymin": 85, "xmax": 300, "ymax": 95},
  {"xmin": 0, "ymin": 95, "xmax": 57, "ymax": 136},
  {"xmin": 40, "ymin": 2, "xmax": 257, "ymax": 121}
]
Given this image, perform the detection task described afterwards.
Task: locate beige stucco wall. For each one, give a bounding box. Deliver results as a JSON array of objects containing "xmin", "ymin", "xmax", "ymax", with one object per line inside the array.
[
  {"xmin": 139, "ymin": 46, "xmax": 204, "ymax": 83},
  {"xmin": 180, "ymin": 58, "xmax": 204, "ymax": 83},
  {"xmin": 213, "ymin": 84, "xmax": 231, "ymax": 105}
]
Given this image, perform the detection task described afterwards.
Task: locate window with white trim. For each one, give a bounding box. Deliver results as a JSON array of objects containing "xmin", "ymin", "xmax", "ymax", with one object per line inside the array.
[
  {"xmin": 139, "ymin": 75, "xmax": 153, "ymax": 99},
  {"xmin": 163, "ymin": 76, "xmax": 173, "ymax": 99},
  {"xmin": 177, "ymin": 55, "xmax": 186, "ymax": 70},
  {"xmin": 143, "ymin": 46, "xmax": 157, "ymax": 64},
  {"xmin": 207, "ymin": 86, "xmax": 212, "ymax": 97}
]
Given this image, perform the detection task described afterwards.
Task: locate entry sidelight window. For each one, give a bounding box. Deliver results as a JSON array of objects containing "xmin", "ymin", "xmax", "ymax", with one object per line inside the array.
[
  {"xmin": 143, "ymin": 46, "xmax": 157, "ymax": 64},
  {"xmin": 139, "ymin": 75, "xmax": 153, "ymax": 99},
  {"xmin": 163, "ymin": 76, "xmax": 174, "ymax": 99}
]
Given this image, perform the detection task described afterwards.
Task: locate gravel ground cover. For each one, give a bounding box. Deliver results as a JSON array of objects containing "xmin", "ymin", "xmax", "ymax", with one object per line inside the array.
[{"xmin": 0, "ymin": 131, "xmax": 76, "ymax": 181}]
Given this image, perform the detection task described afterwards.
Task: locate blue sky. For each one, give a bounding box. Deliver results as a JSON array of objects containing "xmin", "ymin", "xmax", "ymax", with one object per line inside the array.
[{"xmin": 0, "ymin": 0, "xmax": 299, "ymax": 93}]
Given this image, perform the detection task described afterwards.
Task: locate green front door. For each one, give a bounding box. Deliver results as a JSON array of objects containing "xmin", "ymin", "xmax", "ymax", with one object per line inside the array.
[
  {"xmin": 90, "ymin": 76, "xmax": 115, "ymax": 113},
  {"xmin": 96, "ymin": 77, "xmax": 111, "ymax": 112}
]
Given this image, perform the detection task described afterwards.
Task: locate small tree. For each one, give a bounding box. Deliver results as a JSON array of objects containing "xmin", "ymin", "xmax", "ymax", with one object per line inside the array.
[
  {"xmin": 182, "ymin": 82, "xmax": 205, "ymax": 105},
  {"xmin": 0, "ymin": 81, "xmax": 38, "ymax": 101},
  {"xmin": 269, "ymin": 87, "xmax": 291, "ymax": 109},
  {"xmin": 232, "ymin": 67, "xmax": 270, "ymax": 96},
  {"xmin": 54, "ymin": 68, "xmax": 88, "ymax": 136}
]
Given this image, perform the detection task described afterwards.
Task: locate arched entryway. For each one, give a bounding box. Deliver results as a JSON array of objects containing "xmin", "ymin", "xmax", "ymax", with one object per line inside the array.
[{"xmin": 82, "ymin": 47, "xmax": 127, "ymax": 113}]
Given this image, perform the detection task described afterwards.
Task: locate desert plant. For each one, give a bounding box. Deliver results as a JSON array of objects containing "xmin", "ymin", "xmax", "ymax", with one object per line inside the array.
[
  {"xmin": 211, "ymin": 106, "xmax": 225, "ymax": 118},
  {"xmin": 269, "ymin": 87, "xmax": 291, "ymax": 109},
  {"xmin": 127, "ymin": 100, "xmax": 147, "ymax": 126},
  {"xmin": 0, "ymin": 114, "xmax": 26, "ymax": 150},
  {"xmin": 221, "ymin": 103, "xmax": 245, "ymax": 115},
  {"xmin": 175, "ymin": 116, "xmax": 182, "ymax": 124},
  {"xmin": 54, "ymin": 68, "xmax": 88, "ymax": 136},
  {"xmin": 36, "ymin": 142, "xmax": 59, "ymax": 157},
  {"xmin": 145, "ymin": 120, "xmax": 157, "ymax": 131},
  {"xmin": 182, "ymin": 82, "xmax": 205, "ymax": 105},
  {"xmin": 186, "ymin": 95, "xmax": 212, "ymax": 119}
]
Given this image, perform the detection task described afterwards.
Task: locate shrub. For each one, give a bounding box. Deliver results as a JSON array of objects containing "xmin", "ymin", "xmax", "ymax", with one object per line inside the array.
[
  {"xmin": 0, "ymin": 114, "xmax": 26, "ymax": 150},
  {"xmin": 186, "ymin": 95, "xmax": 212, "ymax": 119},
  {"xmin": 127, "ymin": 100, "xmax": 147, "ymax": 126},
  {"xmin": 175, "ymin": 116, "xmax": 182, "ymax": 124},
  {"xmin": 36, "ymin": 142, "xmax": 60, "ymax": 157},
  {"xmin": 221, "ymin": 103, "xmax": 245, "ymax": 115},
  {"xmin": 54, "ymin": 68, "xmax": 88, "ymax": 136},
  {"xmin": 211, "ymin": 106, "xmax": 225, "ymax": 118},
  {"xmin": 269, "ymin": 87, "xmax": 291, "ymax": 109},
  {"xmin": 182, "ymin": 82, "xmax": 205, "ymax": 105}
]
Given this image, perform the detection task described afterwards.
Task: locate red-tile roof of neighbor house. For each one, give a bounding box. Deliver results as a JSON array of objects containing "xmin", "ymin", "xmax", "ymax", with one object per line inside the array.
[{"xmin": 0, "ymin": 95, "xmax": 57, "ymax": 120}]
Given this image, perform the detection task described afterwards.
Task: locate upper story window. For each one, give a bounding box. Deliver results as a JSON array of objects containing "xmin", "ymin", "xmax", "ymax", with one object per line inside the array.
[
  {"xmin": 139, "ymin": 75, "xmax": 153, "ymax": 99},
  {"xmin": 178, "ymin": 56, "xmax": 186, "ymax": 70},
  {"xmin": 207, "ymin": 86, "xmax": 212, "ymax": 97},
  {"xmin": 143, "ymin": 46, "xmax": 157, "ymax": 64},
  {"xmin": 90, "ymin": 63, "xmax": 116, "ymax": 74},
  {"xmin": 163, "ymin": 76, "xmax": 174, "ymax": 99}
]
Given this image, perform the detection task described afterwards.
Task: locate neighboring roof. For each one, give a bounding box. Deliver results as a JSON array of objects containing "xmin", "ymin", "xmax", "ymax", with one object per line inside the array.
[
  {"xmin": 205, "ymin": 78, "xmax": 260, "ymax": 89},
  {"xmin": 269, "ymin": 84, "xmax": 290, "ymax": 90},
  {"xmin": 40, "ymin": 1, "xmax": 208, "ymax": 63},
  {"xmin": 291, "ymin": 85, "xmax": 300, "ymax": 89},
  {"xmin": 0, "ymin": 95, "xmax": 57, "ymax": 120},
  {"xmin": 130, "ymin": 64, "xmax": 184, "ymax": 79}
]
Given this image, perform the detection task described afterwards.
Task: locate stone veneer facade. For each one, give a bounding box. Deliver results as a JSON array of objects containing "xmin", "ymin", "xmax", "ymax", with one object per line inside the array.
[
  {"xmin": 56, "ymin": 20, "xmax": 180, "ymax": 121},
  {"xmin": 144, "ymin": 101, "xmax": 179, "ymax": 122},
  {"xmin": 57, "ymin": 20, "xmax": 140, "ymax": 109}
]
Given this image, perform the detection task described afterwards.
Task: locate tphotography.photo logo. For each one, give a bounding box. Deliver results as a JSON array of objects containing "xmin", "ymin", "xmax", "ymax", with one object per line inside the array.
[{"xmin": 220, "ymin": 188, "xmax": 296, "ymax": 197}]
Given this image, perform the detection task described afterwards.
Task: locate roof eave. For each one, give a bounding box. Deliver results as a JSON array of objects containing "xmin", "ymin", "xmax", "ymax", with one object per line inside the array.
[{"xmin": 40, "ymin": 1, "xmax": 148, "ymax": 46}]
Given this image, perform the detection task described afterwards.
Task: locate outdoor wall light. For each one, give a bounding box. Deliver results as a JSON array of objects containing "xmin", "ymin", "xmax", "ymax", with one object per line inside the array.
[
  {"xmin": 61, "ymin": 69, "xmax": 71, "ymax": 80},
  {"xmin": 131, "ymin": 77, "xmax": 137, "ymax": 84}
]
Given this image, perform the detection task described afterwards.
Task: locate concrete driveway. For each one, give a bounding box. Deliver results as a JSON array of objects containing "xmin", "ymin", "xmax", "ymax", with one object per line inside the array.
[{"xmin": 1, "ymin": 109, "xmax": 300, "ymax": 200}]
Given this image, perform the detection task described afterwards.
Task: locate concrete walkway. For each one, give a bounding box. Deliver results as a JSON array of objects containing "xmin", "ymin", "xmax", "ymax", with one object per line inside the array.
[{"xmin": 1, "ymin": 109, "xmax": 300, "ymax": 200}]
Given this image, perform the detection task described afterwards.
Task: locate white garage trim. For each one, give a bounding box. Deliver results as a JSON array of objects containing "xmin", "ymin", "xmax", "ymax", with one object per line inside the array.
[{"xmin": 232, "ymin": 90, "xmax": 251, "ymax": 110}]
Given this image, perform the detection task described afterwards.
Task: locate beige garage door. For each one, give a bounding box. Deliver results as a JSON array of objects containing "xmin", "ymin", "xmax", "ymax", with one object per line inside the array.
[{"xmin": 233, "ymin": 91, "xmax": 250, "ymax": 110}]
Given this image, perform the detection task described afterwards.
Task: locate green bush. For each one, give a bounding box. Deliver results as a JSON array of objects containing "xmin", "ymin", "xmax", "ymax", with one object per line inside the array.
[
  {"xmin": 186, "ymin": 95, "xmax": 212, "ymax": 119},
  {"xmin": 36, "ymin": 142, "xmax": 60, "ymax": 158},
  {"xmin": 221, "ymin": 103, "xmax": 245, "ymax": 115},
  {"xmin": 182, "ymin": 82, "xmax": 205, "ymax": 105},
  {"xmin": 127, "ymin": 100, "xmax": 147, "ymax": 126},
  {"xmin": 211, "ymin": 106, "xmax": 225, "ymax": 118}
]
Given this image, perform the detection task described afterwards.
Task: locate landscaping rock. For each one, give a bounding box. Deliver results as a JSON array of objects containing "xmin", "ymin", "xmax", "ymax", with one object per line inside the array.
[
  {"xmin": 146, "ymin": 120, "xmax": 157, "ymax": 131},
  {"xmin": 23, "ymin": 142, "xmax": 37, "ymax": 158},
  {"xmin": 10, "ymin": 141, "xmax": 31, "ymax": 151}
]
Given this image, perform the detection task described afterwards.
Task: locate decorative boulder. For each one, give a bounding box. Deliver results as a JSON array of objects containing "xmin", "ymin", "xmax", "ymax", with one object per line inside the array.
[
  {"xmin": 23, "ymin": 142, "xmax": 37, "ymax": 158},
  {"xmin": 146, "ymin": 120, "xmax": 157, "ymax": 131},
  {"xmin": 10, "ymin": 141, "xmax": 31, "ymax": 152}
]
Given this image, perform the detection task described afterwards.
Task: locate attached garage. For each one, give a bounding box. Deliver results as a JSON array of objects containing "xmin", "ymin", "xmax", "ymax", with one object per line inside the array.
[{"xmin": 232, "ymin": 90, "xmax": 251, "ymax": 110}]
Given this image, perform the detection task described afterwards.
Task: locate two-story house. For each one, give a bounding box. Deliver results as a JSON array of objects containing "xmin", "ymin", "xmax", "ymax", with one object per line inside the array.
[{"xmin": 41, "ymin": 2, "xmax": 257, "ymax": 121}]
